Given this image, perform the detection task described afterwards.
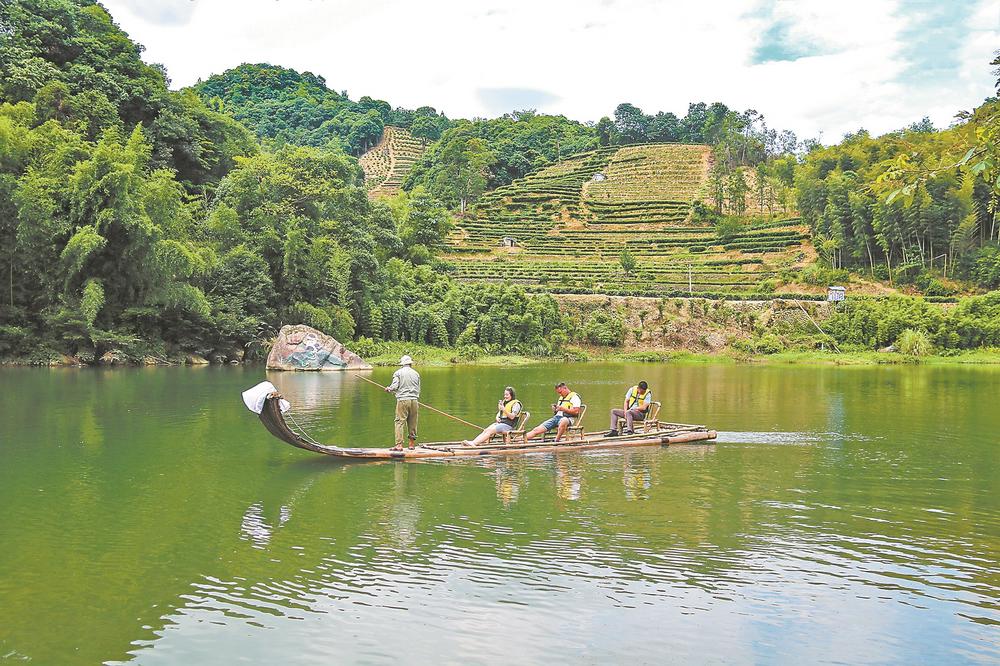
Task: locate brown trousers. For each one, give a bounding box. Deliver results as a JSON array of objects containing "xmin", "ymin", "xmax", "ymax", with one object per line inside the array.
[
  {"xmin": 394, "ymin": 399, "xmax": 419, "ymax": 447},
  {"xmin": 611, "ymin": 408, "xmax": 646, "ymax": 432}
]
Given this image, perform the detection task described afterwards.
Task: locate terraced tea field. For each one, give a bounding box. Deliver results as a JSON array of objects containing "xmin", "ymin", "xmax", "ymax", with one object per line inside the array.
[
  {"xmin": 359, "ymin": 126, "xmax": 425, "ymax": 197},
  {"xmin": 583, "ymin": 144, "xmax": 711, "ymax": 225},
  {"xmin": 444, "ymin": 143, "xmax": 818, "ymax": 299}
]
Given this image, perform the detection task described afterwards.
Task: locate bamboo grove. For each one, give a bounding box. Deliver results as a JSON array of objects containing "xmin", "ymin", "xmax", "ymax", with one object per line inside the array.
[{"xmin": 794, "ymin": 108, "xmax": 1000, "ymax": 293}]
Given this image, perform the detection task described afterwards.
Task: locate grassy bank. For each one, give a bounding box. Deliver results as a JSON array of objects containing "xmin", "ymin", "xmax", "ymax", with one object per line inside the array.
[
  {"xmin": 359, "ymin": 342, "xmax": 1000, "ymax": 368},
  {"xmin": 6, "ymin": 343, "xmax": 999, "ymax": 369}
]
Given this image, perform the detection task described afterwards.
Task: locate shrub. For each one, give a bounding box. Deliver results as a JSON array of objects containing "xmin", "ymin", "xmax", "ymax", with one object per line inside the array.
[
  {"xmin": 754, "ymin": 279, "xmax": 777, "ymax": 294},
  {"xmin": 729, "ymin": 337, "xmax": 755, "ymax": 355},
  {"xmin": 619, "ymin": 246, "xmax": 637, "ymax": 275},
  {"xmin": 286, "ymin": 302, "xmax": 332, "ymax": 332},
  {"xmin": 715, "ymin": 216, "xmax": 745, "ymax": 241},
  {"xmin": 691, "ymin": 201, "xmax": 722, "ymax": 224},
  {"xmin": 800, "ymin": 265, "xmax": 849, "ymax": 286},
  {"xmin": 561, "ymin": 346, "xmax": 591, "ymax": 362},
  {"xmin": 454, "ymin": 344, "xmax": 486, "ymax": 360},
  {"xmin": 732, "ymin": 333, "xmax": 784, "ymax": 355},
  {"xmin": 921, "ymin": 278, "xmax": 956, "ymax": 297},
  {"xmin": 583, "ymin": 310, "xmax": 625, "ymax": 346},
  {"xmin": 914, "ymin": 271, "xmax": 956, "ymax": 297},
  {"xmin": 455, "ymin": 322, "xmax": 478, "ymax": 347},
  {"xmin": 0, "ymin": 325, "xmax": 30, "ymax": 357},
  {"xmin": 826, "ymin": 296, "xmax": 941, "ymax": 349},
  {"xmin": 896, "ymin": 328, "xmax": 932, "ymax": 356},
  {"xmin": 548, "ymin": 328, "xmax": 569, "ymax": 350},
  {"xmin": 940, "ymin": 290, "xmax": 1000, "ymax": 348},
  {"xmin": 971, "ymin": 246, "xmax": 1000, "ymax": 289},
  {"xmin": 349, "ymin": 336, "xmax": 384, "ymax": 359},
  {"xmin": 755, "ymin": 333, "xmax": 784, "ymax": 355}
]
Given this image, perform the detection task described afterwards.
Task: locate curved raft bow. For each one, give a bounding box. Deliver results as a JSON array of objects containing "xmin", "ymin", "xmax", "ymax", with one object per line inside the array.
[{"xmin": 245, "ymin": 382, "xmax": 718, "ymax": 460}]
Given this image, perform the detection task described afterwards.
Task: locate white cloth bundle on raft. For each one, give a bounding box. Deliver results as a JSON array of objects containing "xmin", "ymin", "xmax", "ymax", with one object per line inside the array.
[{"xmin": 242, "ymin": 381, "xmax": 291, "ymax": 415}]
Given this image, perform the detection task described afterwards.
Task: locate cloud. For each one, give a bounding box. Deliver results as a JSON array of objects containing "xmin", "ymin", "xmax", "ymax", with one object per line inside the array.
[
  {"xmin": 751, "ymin": 18, "xmax": 832, "ymax": 63},
  {"xmin": 96, "ymin": 0, "xmax": 1000, "ymax": 143},
  {"xmin": 111, "ymin": 0, "xmax": 196, "ymax": 26},
  {"xmin": 896, "ymin": 0, "xmax": 984, "ymax": 84},
  {"xmin": 477, "ymin": 88, "xmax": 561, "ymax": 115}
]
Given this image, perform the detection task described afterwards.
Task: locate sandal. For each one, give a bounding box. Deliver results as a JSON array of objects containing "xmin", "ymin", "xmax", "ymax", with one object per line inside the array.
[{"xmin": 390, "ymin": 444, "xmax": 404, "ymax": 451}]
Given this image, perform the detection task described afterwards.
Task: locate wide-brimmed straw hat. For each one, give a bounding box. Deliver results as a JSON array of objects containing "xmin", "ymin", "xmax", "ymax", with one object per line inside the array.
[{"xmin": 399, "ymin": 355, "xmax": 413, "ymax": 366}]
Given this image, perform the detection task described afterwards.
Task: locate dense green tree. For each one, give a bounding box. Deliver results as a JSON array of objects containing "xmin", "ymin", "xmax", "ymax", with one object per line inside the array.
[
  {"xmin": 1, "ymin": 0, "xmax": 167, "ymax": 126},
  {"xmin": 411, "ymin": 128, "xmax": 496, "ymax": 212},
  {"xmin": 595, "ymin": 116, "xmax": 614, "ymax": 146},
  {"xmin": 648, "ymin": 111, "xmax": 682, "ymax": 142},
  {"xmin": 612, "ymin": 103, "xmax": 650, "ymax": 144},
  {"xmin": 794, "ymin": 103, "xmax": 995, "ymax": 286},
  {"xmin": 397, "ymin": 187, "xmax": 451, "ymax": 257},
  {"xmin": 619, "ymin": 245, "xmax": 636, "ymax": 276},
  {"xmin": 406, "ymin": 114, "xmax": 597, "ymax": 194},
  {"xmin": 192, "ymin": 64, "xmax": 452, "ymax": 153}
]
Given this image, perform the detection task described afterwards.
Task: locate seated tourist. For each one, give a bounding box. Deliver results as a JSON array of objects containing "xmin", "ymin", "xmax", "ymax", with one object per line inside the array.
[
  {"xmin": 462, "ymin": 386, "xmax": 522, "ymax": 447},
  {"xmin": 525, "ymin": 382, "xmax": 581, "ymax": 442},
  {"xmin": 605, "ymin": 381, "xmax": 652, "ymax": 436}
]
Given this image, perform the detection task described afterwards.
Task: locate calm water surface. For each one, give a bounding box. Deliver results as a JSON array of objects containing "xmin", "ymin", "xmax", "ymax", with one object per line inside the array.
[{"xmin": 0, "ymin": 363, "xmax": 998, "ymax": 664}]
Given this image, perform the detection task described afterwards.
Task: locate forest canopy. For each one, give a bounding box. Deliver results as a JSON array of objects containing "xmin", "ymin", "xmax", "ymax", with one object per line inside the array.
[{"xmin": 0, "ymin": 0, "xmax": 570, "ymax": 363}]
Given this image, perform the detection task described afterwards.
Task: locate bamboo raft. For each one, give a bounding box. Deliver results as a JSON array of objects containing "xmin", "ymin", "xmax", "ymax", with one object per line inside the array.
[{"xmin": 257, "ymin": 393, "xmax": 717, "ymax": 460}]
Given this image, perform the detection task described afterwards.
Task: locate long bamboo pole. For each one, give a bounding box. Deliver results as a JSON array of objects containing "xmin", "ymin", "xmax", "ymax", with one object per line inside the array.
[
  {"xmin": 355, "ymin": 373, "xmax": 483, "ymax": 430},
  {"xmin": 796, "ymin": 300, "xmax": 842, "ymax": 354}
]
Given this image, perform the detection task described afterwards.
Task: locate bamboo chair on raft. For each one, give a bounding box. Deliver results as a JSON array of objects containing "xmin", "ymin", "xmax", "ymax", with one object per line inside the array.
[
  {"xmin": 638, "ymin": 401, "xmax": 662, "ymax": 433},
  {"xmin": 489, "ymin": 410, "xmax": 531, "ymax": 446},
  {"xmin": 566, "ymin": 404, "xmax": 588, "ymax": 441},
  {"xmin": 540, "ymin": 405, "xmax": 587, "ymax": 442}
]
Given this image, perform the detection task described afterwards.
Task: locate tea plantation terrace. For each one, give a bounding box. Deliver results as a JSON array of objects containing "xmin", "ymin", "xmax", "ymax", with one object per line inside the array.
[
  {"xmin": 359, "ymin": 126, "xmax": 426, "ymax": 197},
  {"xmin": 443, "ymin": 141, "xmax": 815, "ymax": 299}
]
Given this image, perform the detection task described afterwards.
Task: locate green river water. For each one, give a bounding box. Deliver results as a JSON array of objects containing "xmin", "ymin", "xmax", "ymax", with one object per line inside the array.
[{"xmin": 0, "ymin": 363, "xmax": 998, "ymax": 664}]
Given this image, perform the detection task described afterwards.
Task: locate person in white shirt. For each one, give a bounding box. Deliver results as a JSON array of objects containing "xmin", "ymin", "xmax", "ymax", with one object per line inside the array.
[
  {"xmin": 525, "ymin": 382, "xmax": 581, "ymax": 442},
  {"xmin": 385, "ymin": 355, "xmax": 420, "ymax": 450}
]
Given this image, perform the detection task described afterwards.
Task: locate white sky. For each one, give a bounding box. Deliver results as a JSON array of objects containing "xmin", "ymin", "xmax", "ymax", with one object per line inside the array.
[{"xmin": 101, "ymin": 0, "xmax": 1000, "ymax": 142}]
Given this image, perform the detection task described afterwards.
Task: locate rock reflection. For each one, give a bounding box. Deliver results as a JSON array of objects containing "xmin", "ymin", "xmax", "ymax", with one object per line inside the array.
[{"xmin": 264, "ymin": 370, "xmax": 351, "ymax": 411}]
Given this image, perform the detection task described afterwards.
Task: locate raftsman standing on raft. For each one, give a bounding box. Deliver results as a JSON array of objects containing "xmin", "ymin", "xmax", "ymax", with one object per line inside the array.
[{"xmin": 385, "ymin": 355, "xmax": 420, "ymax": 451}]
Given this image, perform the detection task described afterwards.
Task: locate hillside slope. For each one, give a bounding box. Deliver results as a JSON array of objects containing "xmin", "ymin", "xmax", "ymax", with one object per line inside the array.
[
  {"xmin": 444, "ymin": 143, "xmax": 820, "ymax": 299},
  {"xmin": 359, "ymin": 126, "xmax": 426, "ymax": 197}
]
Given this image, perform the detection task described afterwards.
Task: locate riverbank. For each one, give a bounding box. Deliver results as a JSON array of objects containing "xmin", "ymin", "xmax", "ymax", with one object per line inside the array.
[
  {"xmin": 6, "ymin": 342, "xmax": 1000, "ymax": 369},
  {"xmin": 360, "ymin": 341, "xmax": 1000, "ymax": 367}
]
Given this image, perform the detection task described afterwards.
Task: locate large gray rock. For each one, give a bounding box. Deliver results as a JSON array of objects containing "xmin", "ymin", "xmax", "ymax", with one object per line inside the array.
[{"xmin": 266, "ymin": 324, "xmax": 371, "ymax": 371}]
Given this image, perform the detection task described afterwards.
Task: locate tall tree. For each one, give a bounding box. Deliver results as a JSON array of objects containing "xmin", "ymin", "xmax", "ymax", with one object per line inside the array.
[{"xmin": 612, "ymin": 103, "xmax": 649, "ymax": 145}]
